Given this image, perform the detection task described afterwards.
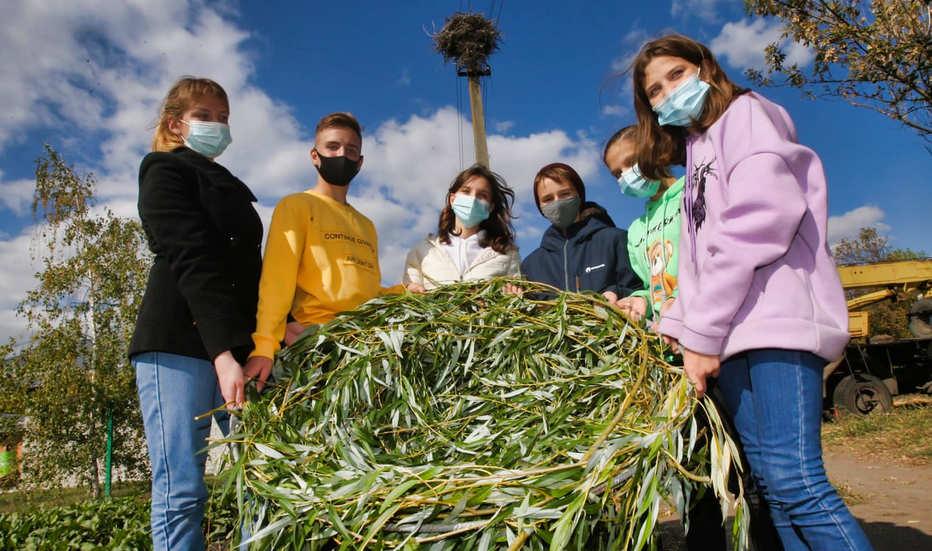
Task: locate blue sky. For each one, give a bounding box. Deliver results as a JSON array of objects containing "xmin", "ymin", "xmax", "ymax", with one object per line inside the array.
[{"xmin": 0, "ymin": 0, "xmax": 929, "ymax": 341}]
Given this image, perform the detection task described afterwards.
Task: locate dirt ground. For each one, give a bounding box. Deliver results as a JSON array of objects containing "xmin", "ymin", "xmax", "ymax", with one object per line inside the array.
[
  {"xmin": 658, "ymin": 403, "xmax": 932, "ymax": 550},
  {"xmin": 823, "ymin": 450, "xmax": 932, "ymax": 551}
]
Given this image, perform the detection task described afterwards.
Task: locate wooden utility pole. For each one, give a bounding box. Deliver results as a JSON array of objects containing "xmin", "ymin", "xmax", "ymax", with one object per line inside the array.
[
  {"xmin": 465, "ymin": 71, "xmax": 490, "ymax": 168},
  {"xmin": 433, "ymin": 12, "xmax": 500, "ymax": 169}
]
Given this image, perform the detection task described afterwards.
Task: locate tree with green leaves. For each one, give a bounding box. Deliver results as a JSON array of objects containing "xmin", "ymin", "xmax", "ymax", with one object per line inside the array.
[
  {"xmin": 833, "ymin": 226, "xmax": 926, "ymax": 337},
  {"xmin": 8, "ymin": 145, "xmax": 151, "ymax": 496},
  {"xmin": 745, "ymin": 0, "xmax": 932, "ymax": 140}
]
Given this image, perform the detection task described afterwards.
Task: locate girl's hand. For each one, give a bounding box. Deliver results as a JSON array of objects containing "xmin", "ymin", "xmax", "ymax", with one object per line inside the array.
[
  {"xmin": 614, "ymin": 296, "xmax": 647, "ymax": 322},
  {"xmin": 405, "ymin": 282, "xmax": 426, "ymax": 294},
  {"xmin": 284, "ymin": 321, "xmax": 305, "ymax": 346},
  {"xmin": 244, "ymin": 356, "xmax": 273, "ymax": 393},
  {"xmin": 682, "ymin": 348, "xmax": 720, "ymax": 399},
  {"xmin": 503, "ymin": 283, "xmax": 524, "ymax": 296},
  {"xmin": 213, "ymin": 351, "xmax": 245, "ymax": 408}
]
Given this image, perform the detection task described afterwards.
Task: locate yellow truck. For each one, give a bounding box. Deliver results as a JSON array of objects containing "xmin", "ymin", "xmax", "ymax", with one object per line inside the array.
[{"xmin": 824, "ymin": 259, "xmax": 932, "ymax": 415}]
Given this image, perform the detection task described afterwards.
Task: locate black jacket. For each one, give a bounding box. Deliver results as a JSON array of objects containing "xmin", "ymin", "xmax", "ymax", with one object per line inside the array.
[
  {"xmin": 521, "ymin": 202, "xmax": 639, "ymax": 297},
  {"xmin": 129, "ymin": 147, "xmax": 262, "ymax": 364}
]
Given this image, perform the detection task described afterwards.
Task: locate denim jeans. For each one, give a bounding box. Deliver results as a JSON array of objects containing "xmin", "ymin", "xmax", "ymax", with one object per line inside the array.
[
  {"xmin": 134, "ymin": 351, "xmax": 228, "ymax": 551},
  {"xmin": 717, "ymin": 349, "xmax": 873, "ymax": 551}
]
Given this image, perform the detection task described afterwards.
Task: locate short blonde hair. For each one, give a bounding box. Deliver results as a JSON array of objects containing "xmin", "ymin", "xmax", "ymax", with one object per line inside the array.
[{"xmin": 151, "ymin": 77, "xmax": 229, "ymax": 152}]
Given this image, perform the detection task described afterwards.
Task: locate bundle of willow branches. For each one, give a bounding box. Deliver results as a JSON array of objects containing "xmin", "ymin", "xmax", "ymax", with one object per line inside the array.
[{"xmin": 220, "ymin": 279, "xmax": 748, "ymax": 550}]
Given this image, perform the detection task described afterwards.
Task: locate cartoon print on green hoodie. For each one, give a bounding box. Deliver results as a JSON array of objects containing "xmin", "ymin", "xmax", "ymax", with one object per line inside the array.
[{"xmin": 627, "ymin": 176, "xmax": 684, "ymax": 320}]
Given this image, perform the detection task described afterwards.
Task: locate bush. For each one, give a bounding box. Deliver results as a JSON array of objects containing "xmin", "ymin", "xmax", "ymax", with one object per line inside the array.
[
  {"xmin": 0, "ymin": 490, "xmax": 237, "ymax": 550},
  {"xmin": 0, "ymin": 496, "xmax": 149, "ymax": 550}
]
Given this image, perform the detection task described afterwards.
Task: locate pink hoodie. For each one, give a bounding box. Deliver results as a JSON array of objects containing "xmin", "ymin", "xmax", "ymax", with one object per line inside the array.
[{"xmin": 657, "ymin": 92, "xmax": 849, "ymax": 362}]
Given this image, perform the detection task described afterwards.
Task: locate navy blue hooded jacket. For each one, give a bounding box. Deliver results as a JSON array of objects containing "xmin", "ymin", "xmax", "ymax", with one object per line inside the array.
[{"xmin": 521, "ymin": 202, "xmax": 639, "ymax": 297}]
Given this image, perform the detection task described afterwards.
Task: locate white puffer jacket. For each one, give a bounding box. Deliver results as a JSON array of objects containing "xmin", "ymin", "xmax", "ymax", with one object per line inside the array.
[{"xmin": 402, "ymin": 234, "xmax": 521, "ymax": 290}]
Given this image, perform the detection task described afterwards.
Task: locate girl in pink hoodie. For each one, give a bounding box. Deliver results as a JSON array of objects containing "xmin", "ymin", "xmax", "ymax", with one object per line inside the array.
[{"xmin": 631, "ymin": 35, "xmax": 873, "ymax": 551}]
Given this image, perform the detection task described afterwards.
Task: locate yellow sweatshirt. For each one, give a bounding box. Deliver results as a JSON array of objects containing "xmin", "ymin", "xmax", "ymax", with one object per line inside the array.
[{"xmin": 250, "ymin": 189, "xmax": 384, "ymax": 359}]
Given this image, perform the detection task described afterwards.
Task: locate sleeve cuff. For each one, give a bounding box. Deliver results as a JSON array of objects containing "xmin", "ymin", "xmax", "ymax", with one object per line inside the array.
[
  {"xmin": 197, "ymin": 317, "xmax": 252, "ymax": 361},
  {"xmin": 381, "ymin": 284, "xmax": 405, "ymax": 295},
  {"xmin": 249, "ymin": 334, "xmax": 279, "ymax": 360},
  {"xmin": 676, "ymin": 325, "xmax": 725, "ymax": 356},
  {"xmin": 657, "ymin": 316, "xmax": 682, "ymax": 340}
]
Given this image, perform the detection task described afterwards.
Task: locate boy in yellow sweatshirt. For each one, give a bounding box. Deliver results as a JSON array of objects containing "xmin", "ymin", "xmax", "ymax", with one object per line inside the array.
[{"xmin": 244, "ymin": 112, "xmax": 384, "ymax": 389}]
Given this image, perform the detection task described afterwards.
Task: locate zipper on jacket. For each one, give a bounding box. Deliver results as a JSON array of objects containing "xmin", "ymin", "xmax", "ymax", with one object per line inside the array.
[{"xmin": 563, "ymin": 239, "xmax": 570, "ymax": 291}]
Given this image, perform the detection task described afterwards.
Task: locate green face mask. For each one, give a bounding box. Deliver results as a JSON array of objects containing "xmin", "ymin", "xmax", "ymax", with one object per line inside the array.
[{"xmin": 540, "ymin": 196, "xmax": 580, "ymax": 230}]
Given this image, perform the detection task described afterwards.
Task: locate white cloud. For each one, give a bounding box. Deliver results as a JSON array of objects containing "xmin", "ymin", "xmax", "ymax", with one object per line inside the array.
[
  {"xmin": 828, "ymin": 205, "xmax": 889, "ymax": 244},
  {"xmin": 601, "ymin": 104, "xmax": 627, "ymax": 117},
  {"xmin": 710, "ymin": 18, "xmax": 814, "ymax": 71},
  {"xmin": 493, "ymin": 120, "xmax": 515, "ymax": 133},
  {"xmin": 671, "ymin": 0, "xmax": 731, "ymax": 23},
  {"xmin": 0, "ymin": 170, "xmax": 34, "ymax": 215},
  {"xmin": 0, "ymin": 229, "xmax": 41, "ymax": 343}
]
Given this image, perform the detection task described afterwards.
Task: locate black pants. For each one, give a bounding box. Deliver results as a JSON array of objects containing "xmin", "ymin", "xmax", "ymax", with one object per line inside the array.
[{"xmin": 683, "ymin": 383, "xmax": 783, "ymax": 551}]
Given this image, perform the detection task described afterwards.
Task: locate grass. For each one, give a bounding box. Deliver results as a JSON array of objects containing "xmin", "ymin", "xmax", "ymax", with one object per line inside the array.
[
  {"xmin": 822, "ymin": 400, "xmax": 932, "ymax": 466},
  {"xmin": 0, "ymin": 480, "xmax": 149, "ymax": 514}
]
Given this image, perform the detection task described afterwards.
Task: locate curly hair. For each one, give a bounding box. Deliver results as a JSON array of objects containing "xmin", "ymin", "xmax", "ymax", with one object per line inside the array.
[{"xmin": 438, "ymin": 164, "xmax": 516, "ymax": 254}]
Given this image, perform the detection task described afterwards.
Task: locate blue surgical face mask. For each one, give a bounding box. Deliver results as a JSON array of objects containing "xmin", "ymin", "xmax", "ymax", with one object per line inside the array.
[
  {"xmin": 451, "ymin": 193, "xmax": 491, "ymax": 229},
  {"xmin": 617, "ymin": 164, "xmax": 660, "ymax": 198},
  {"xmin": 652, "ymin": 69, "xmax": 711, "ymax": 127},
  {"xmin": 182, "ymin": 120, "xmax": 232, "ymax": 158}
]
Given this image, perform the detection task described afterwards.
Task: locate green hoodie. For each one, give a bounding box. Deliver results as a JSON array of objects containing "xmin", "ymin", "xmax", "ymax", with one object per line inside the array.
[{"xmin": 627, "ymin": 176, "xmax": 684, "ymax": 320}]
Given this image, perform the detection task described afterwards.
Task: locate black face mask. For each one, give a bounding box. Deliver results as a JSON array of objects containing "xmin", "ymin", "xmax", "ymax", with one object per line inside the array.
[{"xmin": 315, "ymin": 151, "xmax": 361, "ymax": 187}]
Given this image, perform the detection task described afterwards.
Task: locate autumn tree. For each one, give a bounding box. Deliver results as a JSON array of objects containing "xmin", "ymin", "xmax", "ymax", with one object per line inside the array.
[
  {"xmin": 9, "ymin": 145, "xmax": 151, "ymax": 495},
  {"xmin": 834, "ymin": 226, "xmax": 926, "ymax": 337},
  {"xmin": 745, "ymin": 0, "xmax": 932, "ymax": 139}
]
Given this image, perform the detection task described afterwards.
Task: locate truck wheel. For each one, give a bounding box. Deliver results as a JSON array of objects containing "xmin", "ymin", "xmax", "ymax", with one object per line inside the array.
[{"xmin": 832, "ymin": 374, "xmax": 893, "ymax": 416}]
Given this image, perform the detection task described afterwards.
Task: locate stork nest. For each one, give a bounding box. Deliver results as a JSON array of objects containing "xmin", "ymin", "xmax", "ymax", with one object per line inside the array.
[{"xmin": 433, "ymin": 12, "xmax": 501, "ymax": 75}]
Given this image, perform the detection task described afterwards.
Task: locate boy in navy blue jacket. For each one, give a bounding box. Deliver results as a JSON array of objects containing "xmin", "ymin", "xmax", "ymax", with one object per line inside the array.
[{"xmin": 521, "ymin": 163, "xmax": 639, "ymax": 300}]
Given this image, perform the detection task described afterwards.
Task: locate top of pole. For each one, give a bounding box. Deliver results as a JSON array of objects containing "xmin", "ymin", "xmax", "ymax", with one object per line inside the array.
[{"xmin": 433, "ymin": 12, "xmax": 501, "ymax": 78}]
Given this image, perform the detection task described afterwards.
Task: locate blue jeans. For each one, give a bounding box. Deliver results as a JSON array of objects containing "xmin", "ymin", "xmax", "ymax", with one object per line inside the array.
[
  {"xmin": 134, "ymin": 351, "xmax": 228, "ymax": 551},
  {"xmin": 717, "ymin": 349, "xmax": 873, "ymax": 551}
]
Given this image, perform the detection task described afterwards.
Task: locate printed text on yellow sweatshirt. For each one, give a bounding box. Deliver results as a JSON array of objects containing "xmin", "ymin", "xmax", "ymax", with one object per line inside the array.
[{"xmin": 251, "ymin": 189, "xmax": 382, "ymax": 359}]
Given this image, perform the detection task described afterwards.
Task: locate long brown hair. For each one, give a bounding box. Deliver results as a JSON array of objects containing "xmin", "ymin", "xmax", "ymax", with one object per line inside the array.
[
  {"xmin": 438, "ymin": 165, "xmax": 516, "ymax": 254},
  {"xmin": 631, "ymin": 34, "xmax": 746, "ymax": 180},
  {"xmin": 151, "ymin": 77, "xmax": 229, "ymax": 152}
]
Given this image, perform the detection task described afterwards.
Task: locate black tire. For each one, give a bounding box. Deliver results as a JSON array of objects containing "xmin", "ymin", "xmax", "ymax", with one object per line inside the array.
[{"xmin": 832, "ymin": 374, "xmax": 893, "ymax": 416}]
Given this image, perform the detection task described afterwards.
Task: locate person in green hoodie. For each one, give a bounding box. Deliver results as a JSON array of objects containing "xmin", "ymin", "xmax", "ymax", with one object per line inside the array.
[
  {"xmin": 604, "ymin": 125, "xmax": 784, "ymax": 551},
  {"xmin": 603, "ymin": 125, "xmax": 683, "ymax": 327}
]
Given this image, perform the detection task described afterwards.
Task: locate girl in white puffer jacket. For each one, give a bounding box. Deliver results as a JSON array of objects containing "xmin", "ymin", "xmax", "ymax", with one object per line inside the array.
[{"xmin": 403, "ymin": 164, "xmax": 521, "ymax": 291}]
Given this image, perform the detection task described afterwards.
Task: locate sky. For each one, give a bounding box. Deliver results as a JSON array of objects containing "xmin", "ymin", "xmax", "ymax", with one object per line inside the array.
[{"xmin": 0, "ymin": 0, "xmax": 929, "ymax": 343}]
